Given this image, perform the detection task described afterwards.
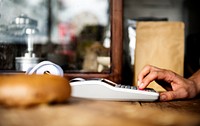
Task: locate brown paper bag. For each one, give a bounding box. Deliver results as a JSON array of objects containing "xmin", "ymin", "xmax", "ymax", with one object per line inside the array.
[{"xmin": 134, "ymin": 21, "xmax": 184, "ymax": 91}]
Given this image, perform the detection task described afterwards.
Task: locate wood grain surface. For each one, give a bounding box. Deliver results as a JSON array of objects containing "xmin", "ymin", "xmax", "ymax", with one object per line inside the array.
[{"xmin": 0, "ymin": 97, "xmax": 200, "ymax": 126}]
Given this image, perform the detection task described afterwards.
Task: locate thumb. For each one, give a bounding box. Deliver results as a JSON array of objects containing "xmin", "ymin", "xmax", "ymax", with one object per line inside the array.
[
  {"xmin": 159, "ymin": 88, "xmax": 190, "ymax": 101},
  {"xmin": 159, "ymin": 91, "xmax": 179, "ymax": 101}
]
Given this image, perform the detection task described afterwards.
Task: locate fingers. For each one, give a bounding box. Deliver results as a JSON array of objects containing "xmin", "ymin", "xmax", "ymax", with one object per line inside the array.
[
  {"xmin": 138, "ymin": 70, "xmax": 161, "ymax": 89},
  {"xmin": 138, "ymin": 65, "xmax": 158, "ymax": 82},
  {"xmin": 159, "ymin": 88, "xmax": 189, "ymax": 101},
  {"xmin": 137, "ymin": 65, "xmax": 176, "ymax": 90},
  {"xmin": 137, "ymin": 65, "xmax": 151, "ymax": 82},
  {"xmin": 137, "ymin": 65, "xmax": 198, "ymax": 101},
  {"xmin": 137, "ymin": 65, "xmax": 154, "ymax": 88},
  {"xmin": 137, "ymin": 65, "xmax": 162, "ymax": 89}
]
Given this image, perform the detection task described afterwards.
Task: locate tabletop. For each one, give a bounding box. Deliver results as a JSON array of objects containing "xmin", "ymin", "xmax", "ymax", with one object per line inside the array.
[{"xmin": 0, "ymin": 96, "xmax": 200, "ymax": 126}]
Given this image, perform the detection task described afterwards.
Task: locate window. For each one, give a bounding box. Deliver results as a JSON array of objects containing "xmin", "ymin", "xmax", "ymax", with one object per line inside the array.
[{"xmin": 0, "ymin": 0, "xmax": 123, "ymax": 83}]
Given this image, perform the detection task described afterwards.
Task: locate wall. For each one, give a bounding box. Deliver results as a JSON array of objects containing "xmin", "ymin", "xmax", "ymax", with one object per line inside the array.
[
  {"xmin": 124, "ymin": 0, "xmax": 184, "ymax": 21},
  {"xmin": 122, "ymin": 0, "xmax": 200, "ymax": 84},
  {"xmin": 121, "ymin": 0, "xmax": 186, "ymax": 84}
]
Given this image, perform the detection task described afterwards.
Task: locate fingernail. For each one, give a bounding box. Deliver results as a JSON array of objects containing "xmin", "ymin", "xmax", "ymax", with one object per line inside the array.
[
  {"xmin": 138, "ymin": 83, "xmax": 145, "ymax": 89},
  {"xmin": 137, "ymin": 80, "xmax": 141, "ymax": 86},
  {"xmin": 160, "ymin": 94, "xmax": 167, "ymax": 101}
]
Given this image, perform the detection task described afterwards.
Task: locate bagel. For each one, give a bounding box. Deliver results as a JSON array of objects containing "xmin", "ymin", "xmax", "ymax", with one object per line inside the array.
[{"xmin": 0, "ymin": 74, "xmax": 71, "ymax": 107}]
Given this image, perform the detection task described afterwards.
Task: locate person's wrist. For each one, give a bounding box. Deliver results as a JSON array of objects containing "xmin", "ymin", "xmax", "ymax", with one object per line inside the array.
[
  {"xmin": 190, "ymin": 70, "xmax": 200, "ymax": 94},
  {"xmin": 189, "ymin": 77, "xmax": 200, "ymax": 95},
  {"xmin": 196, "ymin": 81, "xmax": 200, "ymax": 94}
]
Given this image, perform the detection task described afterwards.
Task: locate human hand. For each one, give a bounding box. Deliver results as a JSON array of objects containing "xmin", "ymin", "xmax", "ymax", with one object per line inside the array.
[{"xmin": 137, "ymin": 65, "xmax": 198, "ymax": 101}]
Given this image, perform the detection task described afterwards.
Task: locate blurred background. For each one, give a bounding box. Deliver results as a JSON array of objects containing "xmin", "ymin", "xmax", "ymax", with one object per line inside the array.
[
  {"xmin": 123, "ymin": 0, "xmax": 200, "ymax": 84},
  {"xmin": 0, "ymin": 0, "xmax": 111, "ymax": 73},
  {"xmin": 0, "ymin": 0, "xmax": 199, "ymax": 85}
]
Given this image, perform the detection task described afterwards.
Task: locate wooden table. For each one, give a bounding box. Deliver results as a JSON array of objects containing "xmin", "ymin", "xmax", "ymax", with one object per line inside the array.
[{"xmin": 0, "ymin": 96, "xmax": 200, "ymax": 126}]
